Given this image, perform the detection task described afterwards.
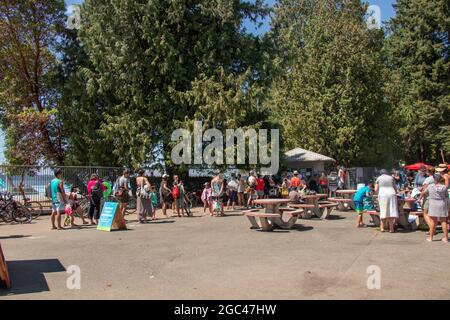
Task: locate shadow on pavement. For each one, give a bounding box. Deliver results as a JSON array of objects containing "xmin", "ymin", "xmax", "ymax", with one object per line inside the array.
[
  {"xmin": 0, "ymin": 259, "xmax": 65, "ymax": 296},
  {"xmin": 0, "ymin": 235, "xmax": 31, "ymax": 240}
]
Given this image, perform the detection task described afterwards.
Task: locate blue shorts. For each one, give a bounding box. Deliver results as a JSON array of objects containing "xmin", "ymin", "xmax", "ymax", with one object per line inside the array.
[
  {"xmin": 354, "ymin": 201, "xmax": 363, "ymax": 213},
  {"xmin": 52, "ymin": 203, "xmax": 65, "ymax": 213}
]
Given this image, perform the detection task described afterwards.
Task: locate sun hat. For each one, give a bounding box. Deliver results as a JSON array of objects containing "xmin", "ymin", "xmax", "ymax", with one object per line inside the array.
[
  {"xmin": 436, "ymin": 164, "xmax": 448, "ymax": 172},
  {"xmin": 162, "ymin": 174, "xmax": 169, "ymax": 179},
  {"xmin": 293, "ymin": 170, "xmax": 299, "ymax": 175}
]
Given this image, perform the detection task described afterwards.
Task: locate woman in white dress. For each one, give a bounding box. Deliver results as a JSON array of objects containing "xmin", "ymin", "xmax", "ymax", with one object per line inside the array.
[{"xmin": 375, "ymin": 169, "xmax": 399, "ymax": 233}]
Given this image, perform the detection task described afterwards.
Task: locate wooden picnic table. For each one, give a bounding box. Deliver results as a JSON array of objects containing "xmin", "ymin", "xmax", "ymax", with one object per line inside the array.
[{"xmin": 245, "ymin": 199, "xmax": 303, "ymax": 231}]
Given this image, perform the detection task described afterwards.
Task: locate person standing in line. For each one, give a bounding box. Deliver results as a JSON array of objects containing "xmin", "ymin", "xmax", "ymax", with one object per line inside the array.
[
  {"xmin": 159, "ymin": 174, "xmax": 172, "ymax": 217},
  {"xmin": 201, "ymin": 182, "xmax": 212, "ymax": 215},
  {"xmin": 50, "ymin": 169, "xmax": 67, "ymax": 230},
  {"xmin": 150, "ymin": 186, "xmax": 158, "ymax": 221},
  {"xmin": 237, "ymin": 174, "xmax": 246, "ymax": 208},
  {"xmin": 375, "ymin": 169, "xmax": 399, "ymax": 233},
  {"xmin": 255, "ymin": 174, "xmax": 264, "ymax": 204},
  {"xmin": 419, "ymin": 167, "xmax": 436, "ymax": 232},
  {"xmin": 327, "ymin": 171, "xmax": 339, "ymax": 197},
  {"xmin": 136, "ymin": 169, "xmax": 152, "ymax": 223},
  {"xmin": 211, "ymin": 173, "xmax": 225, "ymax": 216},
  {"xmin": 338, "ymin": 166, "xmax": 346, "ymax": 190},
  {"xmin": 227, "ymin": 174, "xmax": 239, "ymax": 211},
  {"xmin": 247, "ymin": 171, "xmax": 257, "ymax": 189},
  {"xmin": 172, "ymin": 175, "xmax": 183, "ymax": 217},
  {"xmin": 414, "ymin": 166, "xmax": 427, "ymax": 189},
  {"xmin": 290, "ymin": 171, "xmax": 301, "ymax": 191},
  {"xmin": 423, "ymin": 175, "xmax": 448, "ymax": 242},
  {"xmin": 319, "ymin": 173, "xmax": 329, "ymax": 195},
  {"xmin": 435, "ymin": 164, "xmax": 450, "ymax": 230},
  {"xmin": 87, "ymin": 173, "xmax": 106, "ymax": 225},
  {"xmin": 263, "ymin": 175, "xmax": 271, "ymax": 199},
  {"xmin": 115, "ymin": 169, "xmax": 131, "ymax": 222}
]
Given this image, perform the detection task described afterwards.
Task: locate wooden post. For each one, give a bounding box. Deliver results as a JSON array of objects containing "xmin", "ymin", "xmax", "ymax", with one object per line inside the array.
[{"xmin": 0, "ymin": 242, "xmax": 11, "ymax": 289}]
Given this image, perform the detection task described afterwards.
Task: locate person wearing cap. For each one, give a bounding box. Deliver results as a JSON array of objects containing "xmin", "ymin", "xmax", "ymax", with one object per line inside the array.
[
  {"xmin": 201, "ymin": 182, "xmax": 212, "ymax": 215},
  {"xmin": 290, "ymin": 171, "xmax": 301, "ymax": 190},
  {"xmin": 414, "ymin": 166, "xmax": 427, "ymax": 189},
  {"xmin": 375, "ymin": 169, "xmax": 399, "ymax": 233},
  {"xmin": 436, "ymin": 164, "xmax": 450, "ymax": 228},
  {"xmin": 159, "ymin": 174, "xmax": 172, "ymax": 217}
]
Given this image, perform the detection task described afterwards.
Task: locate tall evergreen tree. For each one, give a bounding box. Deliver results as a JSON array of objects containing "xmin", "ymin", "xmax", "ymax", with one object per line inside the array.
[
  {"xmin": 65, "ymin": 0, "xmax": 268, "ymax": 169},
  {"xmin": 385, "ymin": 0, "xmax": 449, "ymax": 163},
  {"xmin": 268, "ymin": 0, "xmax": 393, "ymax": 166}
]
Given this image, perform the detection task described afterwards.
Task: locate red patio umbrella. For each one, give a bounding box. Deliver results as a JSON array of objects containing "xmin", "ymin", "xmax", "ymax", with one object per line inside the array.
[{"xmin": 403, "ymin": 162, "xmax": 432, "ymax": 171}]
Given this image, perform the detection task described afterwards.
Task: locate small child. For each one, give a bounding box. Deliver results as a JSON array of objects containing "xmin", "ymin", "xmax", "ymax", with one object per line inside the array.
[
  {"xmin": 150, "ymin": 186, "xmax": 158, "ymax": 220},
  {"xmin": 201, "ymin": 182, "xmax": 212, "ymax": 215},
  {"xmin": 246, "ymin": 186, "xmax": 257, "ymax": 209},
  {"xmin": 65, "ymin": 185, "xmax": 87, "ymax": 227},
  {"xmin": 353, "ymin": 182, "xmax": 374, "ymax": 228}
]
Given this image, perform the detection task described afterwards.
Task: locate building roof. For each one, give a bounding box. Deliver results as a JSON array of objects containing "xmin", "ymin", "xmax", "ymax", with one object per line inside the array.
[{"xmin": 284, "ymin": 148, "xmax": 336, "ymax": 163}]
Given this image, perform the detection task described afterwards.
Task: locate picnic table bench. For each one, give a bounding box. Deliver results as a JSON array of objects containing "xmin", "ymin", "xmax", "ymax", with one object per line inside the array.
[
  {"xmin": 327, "ymin": 197, "xmax": 354, "ymax": 211},
  {"xmin": 244, "ymin": 206, "xmax": 304, "ymax": 231}
]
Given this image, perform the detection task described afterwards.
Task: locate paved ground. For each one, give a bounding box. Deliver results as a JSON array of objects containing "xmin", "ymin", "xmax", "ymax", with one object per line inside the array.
[{"xmin": 0, "ymin": 208, "xmax": 449, "ymax": 300}]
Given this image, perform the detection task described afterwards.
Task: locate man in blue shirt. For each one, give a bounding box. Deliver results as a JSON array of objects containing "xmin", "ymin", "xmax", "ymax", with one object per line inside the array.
[
  {"xmin": 50, "ymin": 168, "xmax": 67, "ymax": 230},
  {"xmin": 353, "ymin": 182, "xmax": 373, "ymax": 228},
  {"xmin": 414, "ymin": 166, "xmax": 427, "ymax": 189}
]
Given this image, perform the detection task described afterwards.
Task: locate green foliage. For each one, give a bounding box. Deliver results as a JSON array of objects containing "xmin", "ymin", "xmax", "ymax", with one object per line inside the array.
[
  {"xmin": 268, "ymin": 0, "xmax": 394, "ymax": 166},
  {"xmin": 384, "ymin": 0, "xmax": 450, "ymax": 163},
  {"xmin": 0, "ymin": 0, "xmax": 67, "ymax": 164},
  {"xmin": 62, "ymin": 0, "xmax": 269, "ymax": 170}
]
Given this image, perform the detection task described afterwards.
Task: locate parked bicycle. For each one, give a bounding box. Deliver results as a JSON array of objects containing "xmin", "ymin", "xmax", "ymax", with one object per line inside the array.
[{"xmin": 0, "ymin": 192, "xmax": 32, "ymax": 224}]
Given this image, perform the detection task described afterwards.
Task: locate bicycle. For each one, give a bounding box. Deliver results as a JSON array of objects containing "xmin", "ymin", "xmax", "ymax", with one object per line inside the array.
[
  {"xmin": 0, "ymin": 192, "xmax": 32, "ymax": 224},
  {"xmin": 18, "ymin": 184, "xmax": 44, "ymax": 220}
]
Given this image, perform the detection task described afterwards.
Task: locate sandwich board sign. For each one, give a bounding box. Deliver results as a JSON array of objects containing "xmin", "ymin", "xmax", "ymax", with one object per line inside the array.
[
  {"xmin": 0, "ymin": 242, "xmax": 11, "ymax": 288},
  {"xmin": 97, "ymin": 202, "xmax": 126, "ymax": 231}
]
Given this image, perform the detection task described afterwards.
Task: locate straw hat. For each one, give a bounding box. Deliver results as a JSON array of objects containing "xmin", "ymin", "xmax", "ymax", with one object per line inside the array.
[{"xmin": 436, "ymin": 164, "xmax": 448, "ymax": 172}]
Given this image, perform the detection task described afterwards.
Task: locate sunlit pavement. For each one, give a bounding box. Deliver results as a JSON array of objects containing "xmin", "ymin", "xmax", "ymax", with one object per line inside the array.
[{"xmin": 1, "ymin": 208, "xmax": 449, "ymax": 300}]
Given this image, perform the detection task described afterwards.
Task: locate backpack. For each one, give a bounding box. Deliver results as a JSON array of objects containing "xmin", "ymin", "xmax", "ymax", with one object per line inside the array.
[
  {"xmin": 45, "ymin": 182, "xmax": 52, "ymax": 199},
  {"xmin": 137, "ymin": 179, "xmax": 150, "ymax": 199},
  {"xmin": 91, "ymin": 180, "xmax": 103, "ymax": 198},
  {"xmin": 172, "ymin": 185, "xmax": 180, "ymax": 199}
]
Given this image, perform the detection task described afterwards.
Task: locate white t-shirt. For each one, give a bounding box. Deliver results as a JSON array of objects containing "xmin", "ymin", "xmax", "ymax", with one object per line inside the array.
[{"xmin": 248, "ymin": 176, "xmax": 256, "ymax": 187}]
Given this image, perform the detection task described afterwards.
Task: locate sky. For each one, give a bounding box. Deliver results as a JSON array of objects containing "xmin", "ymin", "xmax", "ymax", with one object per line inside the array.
[{"xmin": 0, "ymin": 0, "xmax": 397, "ymax": 164}]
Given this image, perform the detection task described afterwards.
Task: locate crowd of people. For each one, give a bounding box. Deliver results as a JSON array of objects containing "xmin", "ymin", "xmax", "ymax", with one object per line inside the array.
[
  {"xmin": 46, "ymin": 164, "xmax": 450, "ymax": 243},
  {"xmin": 352, "ymin": 164, "xmax": 450, "ymax": 242}
]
